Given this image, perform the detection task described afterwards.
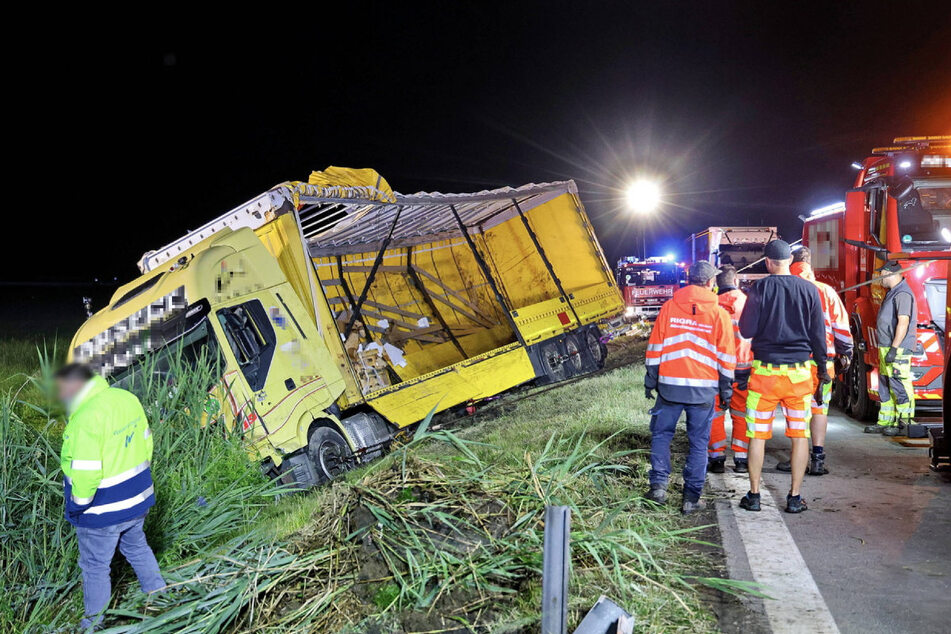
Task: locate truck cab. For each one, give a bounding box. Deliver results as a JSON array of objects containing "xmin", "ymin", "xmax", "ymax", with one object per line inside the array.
[
  {"xmin": 802, "ymin": 135, "xmax": 951, "ymax": 419},
  {"xmin": 616, "ymin": 256, "xmax": 685, "ymax": 321}
]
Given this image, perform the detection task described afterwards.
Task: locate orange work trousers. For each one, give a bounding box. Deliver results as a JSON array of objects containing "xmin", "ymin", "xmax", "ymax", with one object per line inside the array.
[{"xmin": 708, "ymin": 386, "xmax": 749, "ymax": 459}]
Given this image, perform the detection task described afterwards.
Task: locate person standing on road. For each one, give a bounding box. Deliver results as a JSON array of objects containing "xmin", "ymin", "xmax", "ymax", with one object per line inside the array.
[
  {"xmin": 864, "ymin": 260, "xmax": 917, "ymax": 436},
  {"xmin": 644, "ymin": 261, "xmax": 736, "ymax": 515},
  {"xmin": 737, "ymin": 240, "xmax": 828, "ymax": 514},
  {"xmin": 707, "ymin": 266, "xmax": 754, "ymax": 474},
  {"xmin": 56, "ymin": 363, "xmax": 165, "ymax": 631},
  {"xmin": 775, "ymin": 248, "xmax": 853, "ymax": 475}
]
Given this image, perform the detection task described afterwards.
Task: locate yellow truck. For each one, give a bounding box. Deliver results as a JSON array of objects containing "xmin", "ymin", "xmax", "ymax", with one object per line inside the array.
[{"xmin": 69, "ymin": 167, "xmax": 623, "ymax": 486}]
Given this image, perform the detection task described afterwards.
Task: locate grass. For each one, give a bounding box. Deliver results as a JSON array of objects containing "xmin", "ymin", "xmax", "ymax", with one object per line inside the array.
[{"xmin": 0, "ymin": 336, "xmax": 730, "ymax": 632}]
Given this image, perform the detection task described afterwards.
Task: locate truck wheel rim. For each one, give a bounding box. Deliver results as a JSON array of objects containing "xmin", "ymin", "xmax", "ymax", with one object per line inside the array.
[
  {"xmin": 566, "ymin": 337, "xmax": 583, "ymax": 372},
  {"xmin": 585, "ymin": 331, "xmax": 602, "ymax": 363},
  {"xmin": 318, "ymin": 440, "xmax": 348, "ymax": 477}
]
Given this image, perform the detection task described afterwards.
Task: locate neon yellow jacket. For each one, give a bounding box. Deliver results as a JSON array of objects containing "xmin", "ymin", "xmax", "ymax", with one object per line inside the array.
[{"xmin": 61, "ymin": 375, "xmax": 155, "ymax": 527}]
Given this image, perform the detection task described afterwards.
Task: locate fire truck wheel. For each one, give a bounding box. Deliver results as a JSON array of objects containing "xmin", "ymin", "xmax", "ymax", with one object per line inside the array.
[
  {"xmin": 846, "ymin": 353, "xmax": 877, "ymax": 422},
  {"xmin": 307, "ymin": 425, "xmax": 355, "ymax": 484},
  {"xmin": 564, "ymin": 333, "xmax": 585, "ymax": 376}
]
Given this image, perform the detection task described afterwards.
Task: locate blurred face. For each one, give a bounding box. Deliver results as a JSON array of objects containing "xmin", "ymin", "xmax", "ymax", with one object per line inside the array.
[
  {"xmin": 881, "ymin": 272, "xmax": 903, "ymax": 289},
  {"xmin": 56, "ymin": 377, "xmax": 86, "ymax": 407},
  {"xmin": 766, "ymin": 257, "xmax": 792, "ymax": 274}
]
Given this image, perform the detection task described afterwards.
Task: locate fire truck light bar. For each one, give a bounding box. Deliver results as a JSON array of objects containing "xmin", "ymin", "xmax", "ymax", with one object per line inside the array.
[{"xmin": 809, "ymin": 202, "xmax": 846, "ymax": 219}]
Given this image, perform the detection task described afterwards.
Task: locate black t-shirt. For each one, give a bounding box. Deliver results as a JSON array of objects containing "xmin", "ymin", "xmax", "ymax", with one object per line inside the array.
[{"xmin": 738, "ymin": 274, "xmax": 827, "ymax": 367}]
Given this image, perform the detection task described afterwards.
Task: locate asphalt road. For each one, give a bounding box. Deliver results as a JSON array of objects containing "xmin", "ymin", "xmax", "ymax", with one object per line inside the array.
[{"xmin": 720, "ymin": 409, "xmax": 951, "ymax": 633}]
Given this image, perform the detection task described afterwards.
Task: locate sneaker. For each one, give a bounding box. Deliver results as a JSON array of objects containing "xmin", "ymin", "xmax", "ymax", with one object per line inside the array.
[
  {"xmin": 807, "ymin": 452, "xmax": 828, "ymax": 476},
  {"xmin": 864, "ymin": 425, "xmax": 885, "ymax": 434},
  {"xmin": 682, "ymin": 497, "xmax": 705, "ymax": 515},
  {"xmin": 776, "ymin": 459, "xmax": 792, "ymax": 472},
  {"xmin": 739, "ymin": 491, "xmax": 761, "ymax": 512},
  {"xmin": 733, "ymin": 459, "xmax": 749, "ymax": 473},
  {"xmin": 644, "ymin": 485, "xmax": 667, "ymax": 505},
  {"xmin": 785, "ymin": 494, "xmax": 808, "ymax": 513},
  {"xmin": 707, "ymin": 458, "xmax": 726, "ymax": 474},
  {"xmin": 883, "ymin": 426, "xmax": 901, "ymax": 437}
]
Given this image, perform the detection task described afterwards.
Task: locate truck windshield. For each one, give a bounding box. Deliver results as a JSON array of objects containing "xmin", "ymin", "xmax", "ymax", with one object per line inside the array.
[
  {"xmin": 899, "ymin": 179, "xmax": 951, "ymax": 247},
  {"xmin": 622, "ymin": 266, "xmax": 680, "ymax": 286},
  {"xmin": 109, "ymin": 319, "xmax": 223, "ymax": 397},
  {"xmin": 719, "ymin": 246, "xmax": 767, "ymax": 274}
]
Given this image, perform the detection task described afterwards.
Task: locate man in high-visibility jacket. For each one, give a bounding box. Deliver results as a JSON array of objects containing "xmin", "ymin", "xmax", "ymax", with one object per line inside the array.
[
  {"xmin": 865, "ymin": 260, "xmax": 918, "ymax": 436},
  {"xmin": 775, "ymin": 248, "xmax": 853, "ymax": 476},
  {"xmin": 56, "ymin": 363, "xmax": 165, "ymax": 630},
  {"xmin": 645, "ymin": 261, "xmax": 736, "ymax": 514},
  {"xmin": 707, "ymin": 266, "xmax": 753, "ymax": 474},
  {"xmin": 737, "ymin": 240, "xmax": 828, "ymax": 514}
]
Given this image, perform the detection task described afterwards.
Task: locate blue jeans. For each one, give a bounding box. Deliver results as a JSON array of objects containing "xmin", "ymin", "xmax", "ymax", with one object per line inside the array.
[
  {"xmin": 648, "ymin": 396, "xmax": 715, "ymax": 500},
  {"xmin": 76, "ymin": 514, "xmax": 165, "ymax": 629}
]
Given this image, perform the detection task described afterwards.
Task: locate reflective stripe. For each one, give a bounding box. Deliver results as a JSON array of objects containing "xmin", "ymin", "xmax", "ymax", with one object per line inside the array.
[
  {"xmin": 71, "ymin": 459, "xmax": 102, "ymax": 471},
  {"xmin": 717, "ymin": 352, "xmax": 736, "ymax": 364},
  {"xmin": 730, "ymin": 408, "xmax": 746, "ymax": 418},
  {"xmin": 710, "ymin": 440, "xmax": 727, "ymax": 448},
  {"xmin": 659, "ymin": 348, "xmax": 718, "ymax": 370},
  {"xmin": 661, "ymin": 332, "xmax": 717, "ymax": 353},
  {"xmin": 787, "ymin": 421, "xmax": 808, "ymax": 430},
  {"xmin": 734, "ymin": 451, "xmax": 748, "ymax": 458},
  {"xmin": 709, "ymin": 450, "xmax": 725, "ymax": 458},
  {"xmin": 747, "ymin": 409, "xmax": 774, "ymax": 420},
  {"xmin": 647, "ymin": 344, "xmax": 663, "ymax": 352},
  {"xmin": 753, "ymin": 423, "xmax": 772, "ymax": 432},
  {"xmin": 85, "ymin": 486, "xmax": 154, "ymax": 515},
  {"xmin": 71, "ymin": 492, "xmax": 94, "ymax": 505},
  {"xmin": 734, "ymin": 438, "xmax": 749, "ymax": 448},
  {"xmin": 658, "ymin": 376, "xmax": 718, "ymax": 387},
  {"xmin": 645, "ymin": 357, "xmax": 660, "ymax": 366},
  {"xmin": 783, "ymin": 407, "xmax": 809, "ymax": 419},
  {"xmin": 719, "ymin": 366, "xmax": 735, "ymax": 379},
  {"xmin": 99, "ymin": 460, "xmax": 151, "ymax": 488},
  {"xmin": 144, "ymin": 428, "xmax": 152, "ymax": 439}
]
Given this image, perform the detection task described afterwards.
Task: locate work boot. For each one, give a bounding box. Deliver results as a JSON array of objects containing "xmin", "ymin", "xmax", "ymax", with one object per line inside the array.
[
  {"xmin": 682, "ymin": 496, "xmax": 705, "ymax": 515},
  {"xmin": 785, "ymin": 493, "xmax": 808, "ymax": 514},
  {"xmin": 643, "ymin": 485, "xmax": 667, "ymax": 505},
  {"xmin": 739, "ymin": 491, "xmax": 761, "ymax": 512},
  {"xmin": 863, "ymin": 425, "xmax": 885, "ymax": 434},
  {"xmin": 707, "ymin": 457, "xmax": 726, "ymax": 474},
  {"xmin": 776, "ymin": 459, "xmax": 792, "ymax": 472},
  {"xmin": 883, "ymin": 425, "xmax": 901, "ymax": 437},
  {"xmin": 733, "ymin": 459, "xmax": 749, "ymax": 473},
  {"xmin": 807, "ymin": 452, "xmax": 828, "ymax": 476}
]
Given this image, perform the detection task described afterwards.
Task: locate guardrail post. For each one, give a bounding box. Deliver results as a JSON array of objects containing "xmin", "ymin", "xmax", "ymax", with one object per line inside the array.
[{"xmin": 542, "ymin": 505, "xmax": 571, "ymax": 634}]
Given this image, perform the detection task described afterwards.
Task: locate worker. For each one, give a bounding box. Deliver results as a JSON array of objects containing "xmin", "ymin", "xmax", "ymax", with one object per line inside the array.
[
  {"xmin": 737, "ymin": 240, "xmax": 828, "ymax": 514},
  {"xmin": 775, "ymin": 248, "xmax": 853, "ymax": 475},
  {"xmin": 56, "ymin": 363, "xmax": 165, "ymax": 630},
  {"xmin": 707, "ymin": 266, "xmax": 753, "ymax": 474},
  {"xmin": 864, "ymin": 260, "xmax": 917, "ymax": 436},
  {"xmin": 644, "ymin": 261, "xmax": 735, "ymax": 515}
]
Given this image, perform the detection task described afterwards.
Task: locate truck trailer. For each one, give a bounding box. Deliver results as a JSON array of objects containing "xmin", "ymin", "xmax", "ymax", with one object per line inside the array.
[
  {"xmin": 801, "ymin": 136, "xmax": 951, "ymax": 420},
  {"xmin": 687, "ymin": 226, "xmax": 777, "ymax": 287},
  {"xmin": 68, "ymin": 167, "xmax": 623, "ymax": 486}
]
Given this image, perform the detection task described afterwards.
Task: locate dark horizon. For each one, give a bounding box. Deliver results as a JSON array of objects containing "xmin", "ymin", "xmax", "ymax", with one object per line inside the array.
[{"xmin": 5, "ymin": 4, "xmax": 949, "ymax": 285}]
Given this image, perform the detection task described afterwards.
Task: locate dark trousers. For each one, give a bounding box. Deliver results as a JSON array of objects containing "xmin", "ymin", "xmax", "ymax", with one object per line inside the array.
[{"xmin": 648, "ymin": 396, "xmax": 715, "ymax": 500}]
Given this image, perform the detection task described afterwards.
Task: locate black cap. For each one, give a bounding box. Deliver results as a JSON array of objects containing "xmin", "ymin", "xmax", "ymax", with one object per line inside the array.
[
  {"xmin": 764, "ymin": 239, "xmax": 792, "ymax": 260},
  {"xmin": 688, "ymin": 261, "xmax": 718, "ymax": 284},
  {"xmin": 876, "ymin": 260, "xmax": 904, "ymax": 274}
]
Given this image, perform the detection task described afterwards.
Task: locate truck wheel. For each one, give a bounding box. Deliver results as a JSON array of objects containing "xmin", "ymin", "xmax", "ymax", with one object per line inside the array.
[
  {"xmin": 306, "ymin": 426, "xmax": 354, "ymax": 484},
  {"xmin": 564, "ymin": 334, "xmax": 585, "ymax": 376},
  {"xmin": 847, "ymin": 353, "xmax": 877, "ymax": 422},
  {"xmin": 539, "ymin": 340, "xmax": 568, "ymax": 383},
  {"xmin": 582, "ymin": 327, "xmax": 606, "ymax": 371}
]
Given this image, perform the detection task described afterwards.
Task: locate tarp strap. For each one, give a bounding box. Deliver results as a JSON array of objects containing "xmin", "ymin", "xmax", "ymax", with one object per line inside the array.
[
  {"xmin": 406, "ymin": 246, "xmax": 467, "ymax": 358},
  {"xmin": 513, "ymin": 199, "xmax": 582, "ymax": 327},
  {"xmin": 450, "ymin": 204, "xmax": 525, "ymax": 346},
  {"xmin": 345, "ymin": 206, "xmax": 404, "ymax": 338}
]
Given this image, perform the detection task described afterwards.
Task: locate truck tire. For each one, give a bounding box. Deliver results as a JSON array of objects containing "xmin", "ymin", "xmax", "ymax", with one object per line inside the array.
[
  {"xmin": 846, "ymin": 352, "xmax": 878, "ymax": 422},
  {"xmin": 539, "ymin": 340, "xmax": 568, "ymax": 383},
  {"xmin": 581, "ymin": 327, "xmax": 607, "ymax": 371},
  {"xmin": 306, "ymin": 425, "xmax": 354, "ymax": 484},
  {"xmin": 564, "ymin": 333, "xmax": 585, "ymax": 377}
]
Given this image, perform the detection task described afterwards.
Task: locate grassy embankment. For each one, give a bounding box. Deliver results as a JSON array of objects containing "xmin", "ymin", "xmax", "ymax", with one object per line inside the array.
[{"xmin": 1, "ymin": 337, "xmax": 733, "ymax": 632}]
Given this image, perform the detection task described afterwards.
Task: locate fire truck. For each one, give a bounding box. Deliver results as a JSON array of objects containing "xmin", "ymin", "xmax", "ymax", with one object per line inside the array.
[
  {"xmin": 687, "ymin": 226, "xmax": 777, "ymax": 288},
  {"xmin": 616, "ymin": 256, "xmax": 684, "ymax": 320},
  {"xmin": 801, "ymin": 135, "xmax": 951, "ymax": 421}
]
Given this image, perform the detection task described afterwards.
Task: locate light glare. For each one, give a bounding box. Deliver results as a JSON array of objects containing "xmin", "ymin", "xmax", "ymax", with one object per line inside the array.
[{"xmin": 626, "ymin": 180, "xmax": 661, "ymax": 214}]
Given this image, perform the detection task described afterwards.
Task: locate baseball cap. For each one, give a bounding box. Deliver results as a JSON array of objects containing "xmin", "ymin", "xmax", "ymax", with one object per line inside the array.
[
  {"xmin": 688, "ymin": 261, "xmax": 718, "ymax": 284},
  {"xmin": 876, "ymin": 260, "xmax": 904, "ymax": 273},
  {"xmin": 764, "ymin": 239, "xmax": 792, "ymax": 260}
]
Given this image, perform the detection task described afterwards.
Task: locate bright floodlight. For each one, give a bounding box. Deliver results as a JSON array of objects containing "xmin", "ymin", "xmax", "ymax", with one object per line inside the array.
[
  {"xmin": 626, "ymin": 180, "xmax": 661, "ymax": 214},
  {"xmin": 664, "ymin": 252, "xmax": 675, "ymax": 261}
]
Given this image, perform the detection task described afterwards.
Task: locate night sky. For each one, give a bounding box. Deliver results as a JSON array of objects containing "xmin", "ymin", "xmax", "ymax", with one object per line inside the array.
[{"xmin": 5, "ymin": 4, "xmax": 950, "ymax": 286}]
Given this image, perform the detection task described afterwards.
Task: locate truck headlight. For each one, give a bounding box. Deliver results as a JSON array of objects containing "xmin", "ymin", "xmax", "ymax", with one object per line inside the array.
[{"xmin": 624, "ymin": 306, "xmax": 635, "ymax": 317}]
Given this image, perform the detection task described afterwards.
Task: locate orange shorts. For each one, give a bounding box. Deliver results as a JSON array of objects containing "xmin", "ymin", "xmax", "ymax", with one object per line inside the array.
[{"xmin": 745, "ymin": 361, "xmax": 817, "ymax": 440}]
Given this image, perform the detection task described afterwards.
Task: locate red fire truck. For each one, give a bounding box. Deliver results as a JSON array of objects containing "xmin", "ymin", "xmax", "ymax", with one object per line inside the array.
[
  {"xmin": 802, "ymin": 135, "xmax": 951, "ymax": 420},
  {"xmin": 616, "ymin": 256, "xmax": 684, "ymax": 321}
]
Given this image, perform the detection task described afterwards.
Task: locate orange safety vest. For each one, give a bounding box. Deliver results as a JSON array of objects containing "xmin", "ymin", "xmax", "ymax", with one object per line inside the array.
[
  {"xmin": 717, "ymin": 288, "xmax": 753, "ymax": 372},
  {"xmin": 646, "ymin": 285, "xmax": 736, "ymax": 403},
  {"xmin": 792, "ymin": 266, "xmax": 853, "ymax": 359}
]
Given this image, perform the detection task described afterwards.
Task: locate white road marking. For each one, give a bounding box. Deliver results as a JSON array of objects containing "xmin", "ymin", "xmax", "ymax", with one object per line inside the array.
[{"xmin": 712, "ymin": 471, "xmax": 840, "ymax": 633}]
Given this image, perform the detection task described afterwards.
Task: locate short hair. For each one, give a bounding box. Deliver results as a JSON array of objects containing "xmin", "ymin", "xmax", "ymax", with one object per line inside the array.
[
  {"xmin": 792, "ymin": 246, "xmax": 811, "ymax": 264},
  {"xmin": 717, "ymin": 266, "xmax": 737, "ymax": 289},
  {"xmin": 54, "ymin": 363, "xmax": 95, "ymax": 382}
]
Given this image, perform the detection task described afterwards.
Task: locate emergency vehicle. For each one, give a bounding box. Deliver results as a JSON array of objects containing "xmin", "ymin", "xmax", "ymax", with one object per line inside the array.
[
  {"xmin": 68, "ymin": 168, "xmax": 623, "ymax": 487},
  {"xmin": 615, "ymin": 256, "xmax": 684, "ymax": 320},
  {"xmin": 687, "ymin": 226, "xmax": 777, "ymax": 288},
  {"xmin": 801, "ymin": 136, "xmax": 951, "ymax": 420}
]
